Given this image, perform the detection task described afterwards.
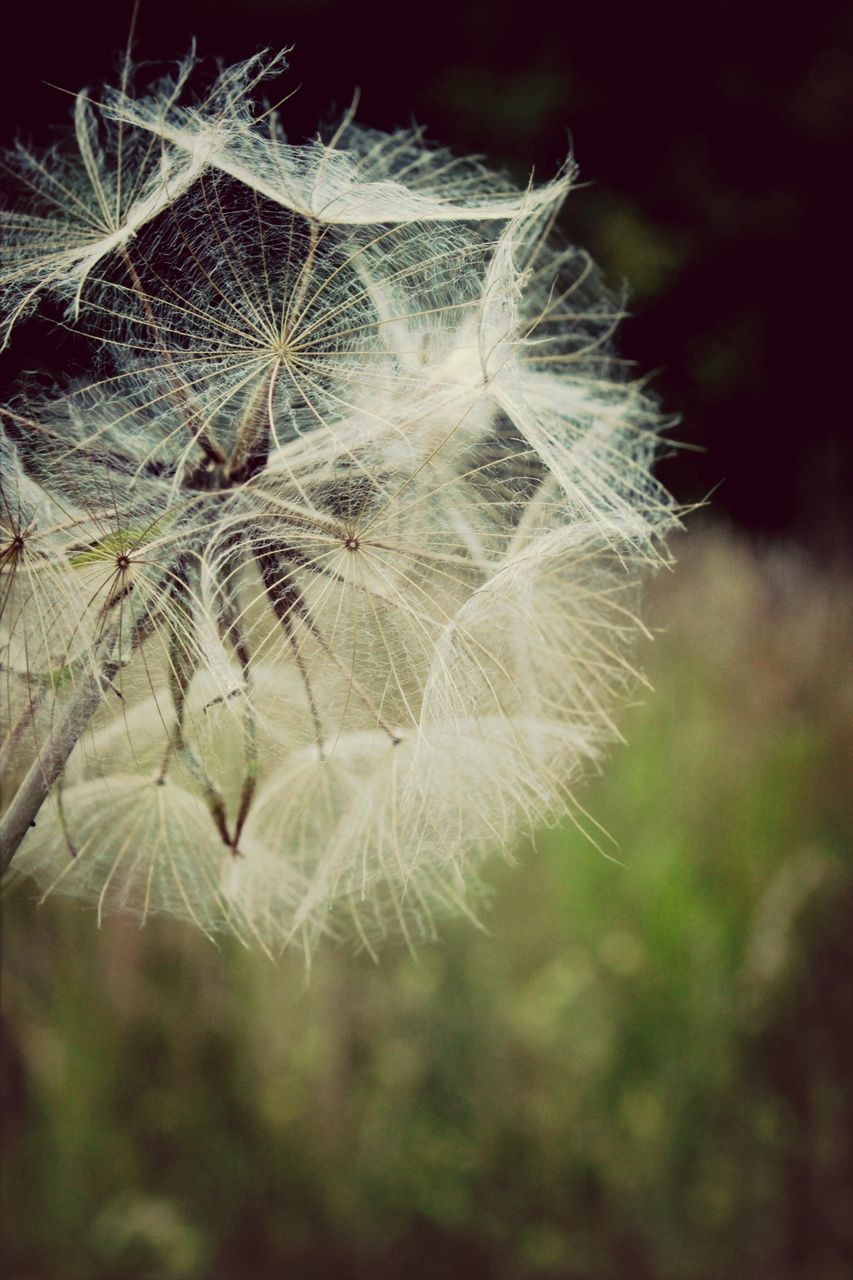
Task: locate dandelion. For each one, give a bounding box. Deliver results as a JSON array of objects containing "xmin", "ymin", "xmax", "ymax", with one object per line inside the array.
[{"xmin": 0, "ymin": 50, "xmax": 678, "ymax": 955}]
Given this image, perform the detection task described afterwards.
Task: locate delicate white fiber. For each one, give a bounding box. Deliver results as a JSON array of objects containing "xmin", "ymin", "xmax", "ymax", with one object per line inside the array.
[{"xmin": 1, "ymin": 51, "xmax": 678, "ymax": 952}]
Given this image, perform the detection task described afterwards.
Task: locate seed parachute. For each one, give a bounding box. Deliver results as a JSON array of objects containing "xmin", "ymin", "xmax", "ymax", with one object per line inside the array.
[{"xmin": 0, "ymin": 51, "xmax": 678, "ymax": 956}]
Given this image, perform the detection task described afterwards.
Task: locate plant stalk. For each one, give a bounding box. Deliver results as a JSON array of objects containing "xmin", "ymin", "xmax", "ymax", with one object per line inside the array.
[{"xmin": 0, "ymin": 658, "xmax": 120, "ymax": 877}]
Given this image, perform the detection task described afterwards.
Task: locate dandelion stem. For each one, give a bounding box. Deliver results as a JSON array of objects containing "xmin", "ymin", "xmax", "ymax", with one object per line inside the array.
[
  {"xmin": 0, "ymin": 591, "xmax": 167, "ymax": 876},
  {"xmin": 0, "ymin": 655, "xmax": 121, "ymax": 875},
  {"xmin": 0, "ymin": 682, "xmax": 50, "ymax": 787}
]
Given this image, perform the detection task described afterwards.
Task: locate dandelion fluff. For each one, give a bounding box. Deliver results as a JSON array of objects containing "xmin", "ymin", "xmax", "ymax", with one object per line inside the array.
[
  {"xmin": 0, "ymin": 55, "xmax": 207, "ymax": 345},
  {"xmin": 0, "ymin": 51, "xmax": 678, "ymax": 952},
  {"xmin": 106, "ymin": 50, "xmax": 573, "ymax": 226},
  {"xmin": 16, "ymin": 775, "xmax": 242, "ymax": 937}
]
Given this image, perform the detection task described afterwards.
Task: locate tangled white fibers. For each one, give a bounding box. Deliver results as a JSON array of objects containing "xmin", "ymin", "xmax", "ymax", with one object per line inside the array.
[{"xmin": 0, "ymin": 50, "xmax": 678, "ymax": 955}]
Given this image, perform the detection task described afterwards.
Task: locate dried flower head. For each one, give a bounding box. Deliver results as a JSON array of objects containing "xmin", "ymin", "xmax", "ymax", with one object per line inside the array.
[{"xmin": 0, "ymin": 52, "xmax": 677, "ymax": 956}]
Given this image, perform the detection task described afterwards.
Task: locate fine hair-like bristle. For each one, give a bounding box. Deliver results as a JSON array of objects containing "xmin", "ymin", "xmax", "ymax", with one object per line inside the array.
[{"xmin": 0, "ymin": 51, "xmax": 679, "ymax": 955}]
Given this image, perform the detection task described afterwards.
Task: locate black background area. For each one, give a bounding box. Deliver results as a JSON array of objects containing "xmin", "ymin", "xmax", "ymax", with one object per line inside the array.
[{"xmin": 0, "ymin": 0, "xmax": 849, "ymax": 553}]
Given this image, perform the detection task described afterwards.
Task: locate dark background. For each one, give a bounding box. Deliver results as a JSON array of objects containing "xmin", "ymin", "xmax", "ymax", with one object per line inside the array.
[{"xmin": 0, "ymin": 0, "xmax": 849, "ymax": 553}]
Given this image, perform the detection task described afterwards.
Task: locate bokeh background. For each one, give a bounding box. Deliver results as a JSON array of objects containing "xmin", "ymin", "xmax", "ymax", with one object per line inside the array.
[{"xmin": 1, "ymin": 2, "xmax": 851, "ymax": 1277}]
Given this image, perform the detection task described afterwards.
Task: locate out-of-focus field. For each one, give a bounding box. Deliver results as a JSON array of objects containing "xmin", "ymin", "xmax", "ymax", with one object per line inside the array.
[{"xmin": 2, "ymin": 527, "xmax": 851, "ymax": 1280}]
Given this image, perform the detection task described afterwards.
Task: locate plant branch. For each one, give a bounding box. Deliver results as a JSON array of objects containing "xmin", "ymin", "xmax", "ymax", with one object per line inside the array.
[{"xmin": 0, "ymin": 655, "xmax": 121, "ymax": 875}]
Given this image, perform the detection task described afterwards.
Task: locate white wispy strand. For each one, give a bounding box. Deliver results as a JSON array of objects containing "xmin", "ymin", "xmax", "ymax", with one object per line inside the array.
[
  {"xmin": 0, "ymin": 54, "xmax": 206, "ymax": 346},
  {"xmin": 0, "ymin": 50, "xmax": 678, "ymax": 953},
  {"xmin": 104, "ymin": 50, "xmax": 574, "ymax": 225}
]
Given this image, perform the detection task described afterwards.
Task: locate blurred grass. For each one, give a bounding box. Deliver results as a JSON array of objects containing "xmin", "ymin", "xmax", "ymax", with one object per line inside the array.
[{"xmin": 2, "ymin": 527, "xmax": 852, "ymax": 1280}]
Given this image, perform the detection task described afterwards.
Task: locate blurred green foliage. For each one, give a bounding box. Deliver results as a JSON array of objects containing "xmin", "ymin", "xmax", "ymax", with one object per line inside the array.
[{"xmin": 2, "ymin": 529, "xmax": 852, "ymax": 1279}]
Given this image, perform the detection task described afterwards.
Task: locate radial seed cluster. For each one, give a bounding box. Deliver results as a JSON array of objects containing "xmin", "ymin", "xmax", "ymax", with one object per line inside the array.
[{"xmin": 0, "ymin": 52, "xmax": 677, "ymax": 955}]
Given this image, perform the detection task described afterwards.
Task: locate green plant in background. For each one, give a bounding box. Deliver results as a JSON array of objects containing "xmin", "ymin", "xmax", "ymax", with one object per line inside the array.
[
  {"xmin": 0, "ymin": 49, "xmax": 676, "ymax": 954},
  {"xmin": 3, "ymin": 530, "xmax": 851, "ymax": 1279}
]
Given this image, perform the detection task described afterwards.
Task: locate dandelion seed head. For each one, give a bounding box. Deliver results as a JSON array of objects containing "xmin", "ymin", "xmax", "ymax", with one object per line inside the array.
[{"xmin": 1, "ymin": 49, "xmax": 679, "ymax": 954}]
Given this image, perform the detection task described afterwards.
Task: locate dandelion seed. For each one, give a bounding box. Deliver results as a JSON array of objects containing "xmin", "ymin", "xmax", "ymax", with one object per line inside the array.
[
  {"xmin": 0, "ymin": 53, "xmax": 207, "ymax": 345},
  {"xmin": 108, "ymin": 50, "xmax": 573, "ymax": 225},
  {"xmin": 0, "ymin": 51, "xmax": 679, "ymax": 954}
]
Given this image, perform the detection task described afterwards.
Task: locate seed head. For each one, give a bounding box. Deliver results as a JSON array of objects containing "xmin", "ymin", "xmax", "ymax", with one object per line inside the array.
[{"xmin": 0, "ymin": 51, "xmax": 678, "ymax": 956}]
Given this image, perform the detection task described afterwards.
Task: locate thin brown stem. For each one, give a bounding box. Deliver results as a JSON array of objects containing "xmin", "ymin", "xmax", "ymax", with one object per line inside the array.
[{"xmin": 0, "ymin": 654, "xmax": 120, "ymax": 874}]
